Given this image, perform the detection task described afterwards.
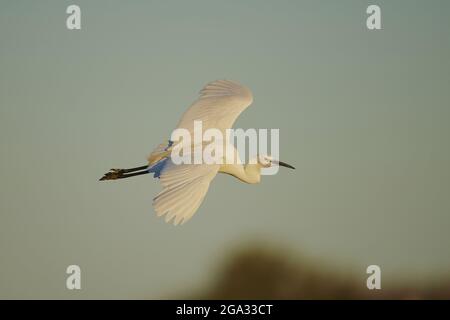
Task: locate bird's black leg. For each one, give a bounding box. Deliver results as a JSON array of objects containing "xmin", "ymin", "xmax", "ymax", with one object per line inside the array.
[
  {"xmin": 99, "ymin": 165, "xmax": 149, "ymax": 181},
  {"xmin": 113, "ymin": 165, "xmax": 149, "ymax": 174}
]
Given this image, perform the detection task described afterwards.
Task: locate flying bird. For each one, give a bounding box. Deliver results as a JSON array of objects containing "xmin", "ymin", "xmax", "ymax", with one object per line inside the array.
[{"xmin": 100, "ymin": 80, "xmax": 295, "ymax": 225}]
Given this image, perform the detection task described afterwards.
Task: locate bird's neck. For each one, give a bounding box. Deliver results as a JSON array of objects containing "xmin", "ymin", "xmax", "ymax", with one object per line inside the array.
[{"xmin": 219, "ymin": 163, "xmax": 261, "ymax": 184}]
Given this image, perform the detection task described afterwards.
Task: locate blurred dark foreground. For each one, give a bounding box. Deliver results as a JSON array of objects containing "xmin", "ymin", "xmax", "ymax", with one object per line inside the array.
[{"xmin": 178, "ymin": 245, "xmax": 450, "ymax": 300}]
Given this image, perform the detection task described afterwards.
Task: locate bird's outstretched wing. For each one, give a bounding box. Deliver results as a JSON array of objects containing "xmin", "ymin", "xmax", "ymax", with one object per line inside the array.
[
  {"xmin": 152, "ymin": 160, "xmax": 220, "ymax": 225},
  {"xmin": 175, "ymin": 80, "xmax": 253, "ymax": 134}
]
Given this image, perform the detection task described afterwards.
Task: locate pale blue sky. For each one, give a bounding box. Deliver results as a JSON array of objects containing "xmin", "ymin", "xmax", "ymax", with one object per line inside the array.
[{"xmin": 0, "ymin": 0, "xmax": 449, "ymax": 298}]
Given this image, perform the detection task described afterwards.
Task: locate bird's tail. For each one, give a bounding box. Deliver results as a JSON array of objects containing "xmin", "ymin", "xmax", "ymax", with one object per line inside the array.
[{"xmin": 147, "ymin": 141, "xmax": 172, "ymax": 166}]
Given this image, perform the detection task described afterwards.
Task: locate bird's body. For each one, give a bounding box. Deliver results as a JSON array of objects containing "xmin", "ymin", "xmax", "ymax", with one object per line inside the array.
[{"xmin": 100, "ymin": 80, "xmax": 294, "ymax": 225}]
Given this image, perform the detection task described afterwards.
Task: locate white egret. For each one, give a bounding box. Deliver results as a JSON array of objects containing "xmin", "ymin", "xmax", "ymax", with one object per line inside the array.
[{"xmin": 100, "ymin": 80, "xmax": 295, "ymax": 225}]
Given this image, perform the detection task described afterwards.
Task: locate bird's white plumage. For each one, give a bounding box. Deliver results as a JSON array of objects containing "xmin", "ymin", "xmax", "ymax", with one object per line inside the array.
[
  {"xmin": 153, "ymin": 161, "xmax": 220, "ymax": 225},
  {"xmin": 151, "ymin": 80, "xmax": 253, "ymax": 225},
  {"xmin": 175, "ymin": 79, "xmax": 253, "ymax": 136}
]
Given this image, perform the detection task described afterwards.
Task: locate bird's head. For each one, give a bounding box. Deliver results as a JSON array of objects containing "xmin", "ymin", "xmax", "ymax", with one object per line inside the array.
[{"xmin": 257, "ymin": 155, "xmax": 295, "ymax": 170}]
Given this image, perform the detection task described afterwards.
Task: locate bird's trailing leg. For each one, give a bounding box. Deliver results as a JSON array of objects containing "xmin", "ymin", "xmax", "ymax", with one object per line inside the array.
[{"xmin": 99, "ymin": 165, "xmax": 149, "ymax": 181}]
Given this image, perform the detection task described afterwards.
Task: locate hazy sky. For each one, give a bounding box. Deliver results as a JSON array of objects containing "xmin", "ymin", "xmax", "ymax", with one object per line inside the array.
[{"xmin": 1, "ymin": 0, "xmax": 449, "ymax": 298}]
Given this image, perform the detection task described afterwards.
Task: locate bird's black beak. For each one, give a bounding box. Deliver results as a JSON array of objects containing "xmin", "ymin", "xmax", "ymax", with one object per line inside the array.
[{"xmin": 277, "ymin": 161, "xmax": 295, "ymax": 170}]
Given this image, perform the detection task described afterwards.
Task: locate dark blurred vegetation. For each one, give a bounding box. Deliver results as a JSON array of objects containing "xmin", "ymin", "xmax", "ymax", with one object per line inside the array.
[{"xmin": 182, "ymin": 245, "xmax": 450, "ymax": 300}]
